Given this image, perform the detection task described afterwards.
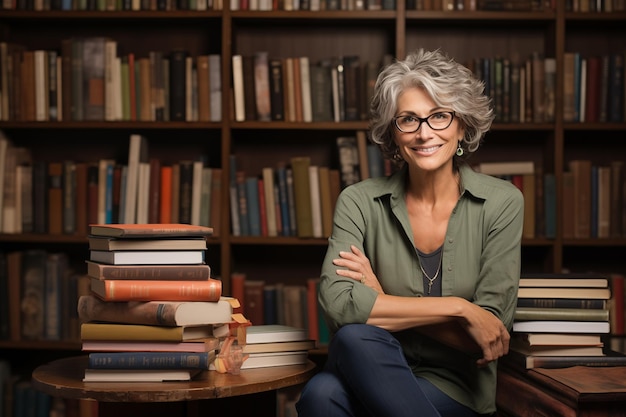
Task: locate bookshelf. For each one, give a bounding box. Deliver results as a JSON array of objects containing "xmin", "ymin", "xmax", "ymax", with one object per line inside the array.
[{"xmin": 1, "ymin": 0, "xmax": 625, "ymax": 382}]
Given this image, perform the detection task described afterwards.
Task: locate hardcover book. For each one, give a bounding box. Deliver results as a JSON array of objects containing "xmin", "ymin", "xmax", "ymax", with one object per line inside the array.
[
  {"xmin": 88, "ymin": 351, "xmax": 217, "ymax": 370},
  {"xmin": 246, "ymin": 325, "xmax": 308, "ymax": 344},
  {"xmin": 512, "ymin": 320, "xmax": 610, "ymax": 334},
  {"xmin": 88, "ymin": 223, "xmax": 213, "ymax": 238},
  {"xmin": 88, "ymin": 236, "xmax": 207, "ymax": 251},
  {"xmin": 517, "ymin": 287, "xmax": 610, "ymax": 300},
  {"xmin": 81, "ymin": 337, "xmax": 220, "ymax": 353},
  {"xmin": 89, "ymin": 277, "xmax": 222, "ymax": 302},
  {"xmin": 83, "ymin": 368, "xmax": 201, "ymax": 382},
  {"xmin": 77, "ymin": 294, "xmax": 234, "ymax": 326},
  {"xmin": 89, "ymin": 250, "xmax": 205, "ymax": 265},
  {"xmin": 80, "ymin": 322, "xmax": 216, "ymax": 342},
  {"xmin": 86, "ymin": 261, "xmax": 211, "ymax": 281}
]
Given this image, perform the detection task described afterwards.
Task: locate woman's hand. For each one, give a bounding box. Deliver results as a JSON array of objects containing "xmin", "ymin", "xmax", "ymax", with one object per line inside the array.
[
  {"xmin": 333, "ymin": 245, "xmax": 384, "ymax": 294},
  {"xmin": 459, "ymin": 302, "xmax": 510, "ymax": 367}
]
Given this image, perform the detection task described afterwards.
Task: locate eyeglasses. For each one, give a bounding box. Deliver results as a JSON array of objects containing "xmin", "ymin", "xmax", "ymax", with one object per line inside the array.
[{"xmin": 393, "ymin": 111, "xmax": 455, "ymax": 133}]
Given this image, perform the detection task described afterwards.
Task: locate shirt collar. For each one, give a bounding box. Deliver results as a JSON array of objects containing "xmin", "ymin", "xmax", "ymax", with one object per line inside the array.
[{"xmin": 371, "ymin": 164, "xmax": 488, "ymax": 205}]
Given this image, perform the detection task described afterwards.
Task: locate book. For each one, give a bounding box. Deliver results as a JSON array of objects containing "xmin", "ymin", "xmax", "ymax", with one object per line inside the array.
[
  {"xmin": 505, "ymin": 348, "xmax": 626, "ymax": 369},
  {"xmin": 514, "ymin": 307, "xmax": 609, "ymax": 322},
  {"xmin": 290, "ymin": 156, "xmax": 313, "ymax": 238},
  {"xmin": 77, "ymin": 294, "xmax": 233, "ymax": 326},
  {"xmin": 86, "ymin": 261, "xmax": 211, "ymax": 281},
  {"xmin": 80, "ymin": 322, "xmax": 216, "ymax": 342},
  {"xmin": 88, "ymin": 223, "xmax": 213, "ymax": 238},
  {"xmin": 242, "ymin": 339, "xmax": 316, "ymax": 354},
  {"xmin": 81, "ymin": 337, "xmax": 221, "ymax": 353},
  {"xmin": 510, "ymin": 343, "xmax": 604, "ymax": 357},
  {"xmin": 512, "ymin": 332, "xmax": 603, "ymax": 347},
  {"xmin": 518, "ymin": 273, "xmax": 609, "ymax": 288},
  {"xmin": 89, "ymin": 250, "xmax": 205, "ymax": 265},
  {"xmin": 89, "ymin": 277, "xmax": 222, "ymax": 302},
  {"xmin": 88, "ymin": 236, "xmax": 207, "ymax": 251},
  {"xmin": 83, "ymin": 368, "xmax": 202, "ymax": 382},
  {"xmin": 88, "ymin": 351, "xmax": 217, "ymax": 370},
  {"xmin": 517, "ymin": 297, "xmax": 606, "ymax": 309},
  {"xmin": 245, "ymin": 325, "xmax": 308, "ymax": 344},
  {"xmin": 512, "ymin": 320, "xmax": 610, "ymax": 334},
  {"xmin": 517, "ymin": 287, "xmax": 610, "ymax": 300},
  {"xmin": 209, "ymin": 350, "xmax": 309, "ymax": 370}
]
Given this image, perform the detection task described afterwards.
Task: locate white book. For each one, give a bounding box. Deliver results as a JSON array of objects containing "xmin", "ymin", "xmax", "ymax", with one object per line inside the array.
[
  {"xmin": 308, "ymin": 165, "xmax": 322, "ymax": 238},
  {"xmin": 232, "ymin": 55, "xmax": 245, "ymax": 121},
  {"xmin": 90, "ymin": 250, "xmax": 205, "ymax": 265},
  {"xmin": 512, "ymin": 320, "xmax": 610, "ymax": 334},
  {"xmin": 209, "ymin": 54, "xmax": 222, "ymax": 122},
  {"xmin": 83, "ymin": 369, "xmax": 200, "ymax": 382},
  {"xmin": 124, "ymin": 134, "xmax": 148, "ymax": 224},
  {"xmin": 135, "ymin": 162, "xmax": 150, "ymax": 224},
  {"xmin": 245, "ymin": 325, "xmax": 308, "ymax": 344},
  {"xmin": 299, "ymin": 56, "xmax": 312, "ymax": 122}
]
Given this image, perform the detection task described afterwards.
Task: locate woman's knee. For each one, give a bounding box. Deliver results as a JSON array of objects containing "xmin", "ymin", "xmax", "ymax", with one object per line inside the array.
[{"xmin": 296, "ymin": 372, "xmax": 348, "ymax": 416}]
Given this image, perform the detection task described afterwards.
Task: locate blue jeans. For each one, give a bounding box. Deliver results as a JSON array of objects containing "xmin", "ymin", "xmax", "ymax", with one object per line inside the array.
[{"xmin": 296, "ymin": 324, "xmax": 480, "ymax": 417}]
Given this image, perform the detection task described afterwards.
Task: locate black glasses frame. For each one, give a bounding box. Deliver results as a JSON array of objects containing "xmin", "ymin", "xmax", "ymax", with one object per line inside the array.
[{"xmin": 393, "ymin": 111, "xmax": 455, "ymax": 133}]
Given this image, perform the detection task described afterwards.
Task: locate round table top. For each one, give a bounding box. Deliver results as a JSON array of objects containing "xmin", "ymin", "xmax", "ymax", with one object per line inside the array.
[{"xmin": 32, "ymin": 355, "xmax": 317, "ymax": 403}]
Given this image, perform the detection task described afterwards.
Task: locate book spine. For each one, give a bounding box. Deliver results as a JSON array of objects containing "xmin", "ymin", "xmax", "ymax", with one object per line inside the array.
[
  {"xmin": 88, "ymin": 352, "xmax": 213, "ymax": 369},
  {"xmin": 89, "ymin": 264, "xmax": 210, "ymax": 280},
  {"xmin": 93, "ymin": 279, "xmax": 222, "ymax": 302},
  {"xmin": 516, "ymin": 298, "xmax": 606, "ymax": 309}
]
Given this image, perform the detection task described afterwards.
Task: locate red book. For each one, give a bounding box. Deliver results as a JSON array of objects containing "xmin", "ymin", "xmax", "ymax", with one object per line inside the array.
[
  {"xmin": 89, "ymin": 277, "xmax": 222, "ymax": 302},
  {"xmin": 585, "ymin": 56, "xmax": 601, "ymax": 123},
  {"xmin": 610, "ymin": 273, "xmax": 625, "ymax": 336},
  {"xmin": 230, "ymin": 272, "xmax": 246, "ymax": 315},
  {"xmin": 159, "ymin": 165, "xmax": 173, "ymax": 224},
  {"xmin": 306, "ymin": 278, "xmax": 320, "ymax": 342}
]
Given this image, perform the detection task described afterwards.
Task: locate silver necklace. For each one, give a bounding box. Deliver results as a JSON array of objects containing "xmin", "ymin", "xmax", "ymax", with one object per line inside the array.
[{"xmin": 419, "ymin": 253, "xmax": 442, "ymax": 295}]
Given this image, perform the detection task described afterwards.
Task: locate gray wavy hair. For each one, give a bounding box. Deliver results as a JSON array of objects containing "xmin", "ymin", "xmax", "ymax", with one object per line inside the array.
[{"xmin": 369, "ymin": 48, "xmax": 494, "ymax": 168}]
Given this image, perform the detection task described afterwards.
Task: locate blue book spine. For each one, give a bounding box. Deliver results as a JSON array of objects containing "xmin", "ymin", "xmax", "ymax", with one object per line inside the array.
[
  {"xmin": 263, "ymin": 285, "xmax": 278, "ymax": 325},
  {"xmin": 88, "ymin": 352, "xmax": 213, "ymax": 370},
  {"xmin": 276, "ymin": 166, "xmax": 292, "ymax": 236},
  {"xmin": 245, "ymin": 177, "xmax": 261, "ymax": 236}
]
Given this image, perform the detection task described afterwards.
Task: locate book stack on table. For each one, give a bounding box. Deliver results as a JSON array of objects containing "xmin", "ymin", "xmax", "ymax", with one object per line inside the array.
[
  {"xmin": 211, "ymin": 324, "xmax": 315, "ymax": 371},
  {"xmin": 79, "ymin": 223, "xmax": 238, "ymax": 382},
  {"xmin": 505, "ymin": 273, "xmax": 626, "ymax": 369}
]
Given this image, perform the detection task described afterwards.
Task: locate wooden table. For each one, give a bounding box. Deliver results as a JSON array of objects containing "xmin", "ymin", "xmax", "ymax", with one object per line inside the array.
[
  {"xmin": 496, "ymin": 364, "xmax": 626, "ymax": 416},
  {"xmin": 32, "ymin": 356, "xmax": 317, "ymax": 417}
]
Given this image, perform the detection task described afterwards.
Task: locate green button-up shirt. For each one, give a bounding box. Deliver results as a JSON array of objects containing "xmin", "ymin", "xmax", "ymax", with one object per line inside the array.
[{"xmin": 319, "ymin": 163, "xmax": 524, "ymax": 415}]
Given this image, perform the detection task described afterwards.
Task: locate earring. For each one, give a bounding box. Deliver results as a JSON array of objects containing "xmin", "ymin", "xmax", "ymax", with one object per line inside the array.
[
  {"xmin": 393, "ymin": 149, "xmax": 402, "ymax": 160},
  {"xmin": 456, "ymin": 142, "xmax": 464, "ymax": 157}
]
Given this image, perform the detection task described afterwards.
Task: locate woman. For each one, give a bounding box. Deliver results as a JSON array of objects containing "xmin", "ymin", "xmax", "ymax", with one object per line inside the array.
[{"xmin": 296, "ymin": 49, "xmax": 524, "ymax": 417}]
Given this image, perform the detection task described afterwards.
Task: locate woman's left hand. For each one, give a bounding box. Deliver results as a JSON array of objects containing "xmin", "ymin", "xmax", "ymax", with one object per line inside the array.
[{"xmin": 333, "ymin": 245, "xmax": 384, "ymax": 294}]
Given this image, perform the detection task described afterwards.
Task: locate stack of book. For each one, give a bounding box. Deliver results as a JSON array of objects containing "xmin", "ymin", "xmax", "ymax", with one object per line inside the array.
[
  {"xmin": 79, "ymin": 223, "xmax": 235, "ymax": 382},
  {"xmin": 507, "ymin": 273, "xmax": 626, "ymax": 369},
  {"xmin": 211, "ymin": 325, "xmax": 315, "ymax": 371}
]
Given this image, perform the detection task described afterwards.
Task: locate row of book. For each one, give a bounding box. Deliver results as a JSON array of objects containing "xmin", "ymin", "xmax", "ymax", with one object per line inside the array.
[
  {"xmin": 0, "ymin": 40, "xmax": 222, "ymax": 123},
  {"xmin": 231, "ymin": 272, "xmax": 331, "ymax": 345},
  {"xmin": 505, "ymin": 272, "xmax": 626, "ymax": 369},
  {"xmin": 475, "ymin": 158, "xmax": 626, "ymax": 240},
  {"xmin": 2, "ymin": 0, "xmax": 224, "ymax": 11},
  {"xmin": 80, "ymin": 223, "xmax": 314, "ymax": 381},
  {"xmin": 563, "ymin": 52, "xmax": 625, "ymax": 123},
  {"xmin": 0, "ymin": 365, "xmax": 98, "ymax": 417},
  {"xmin": 0, "ymin": 249, "xmax": 84, "ymax": 342},
  {"xmin": 0, "ymin": 133, "xmax": 223, "ymax": 236},
  {"xmin": 409, "ymin": 0, "xmax": 551, "ymax": 11}
]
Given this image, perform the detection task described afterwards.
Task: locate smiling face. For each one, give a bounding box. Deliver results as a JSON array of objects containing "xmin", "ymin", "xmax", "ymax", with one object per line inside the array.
[{"xmin": 393, "ymin": 87, "xmax": 464, "ymax": 174}]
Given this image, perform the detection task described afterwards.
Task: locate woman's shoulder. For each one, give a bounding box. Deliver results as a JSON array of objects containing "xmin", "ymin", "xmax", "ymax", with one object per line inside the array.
[{"xmin": 461, "ymin": 165, "xmax": 524, "ymax": 201}]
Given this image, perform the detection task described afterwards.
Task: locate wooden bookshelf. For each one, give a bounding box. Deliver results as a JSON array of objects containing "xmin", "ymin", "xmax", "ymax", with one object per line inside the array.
[{"xmin": 1, "ymin": 0, "xmax": 625, "ymax": 391}]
